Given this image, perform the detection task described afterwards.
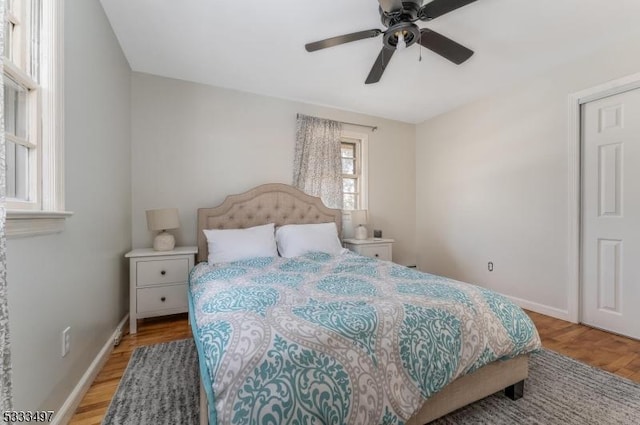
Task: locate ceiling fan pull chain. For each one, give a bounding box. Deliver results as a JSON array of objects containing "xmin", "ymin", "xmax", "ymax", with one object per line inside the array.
[{"xmin": 418, "ymin": 31, "xmax": 423, "ymax": 61}]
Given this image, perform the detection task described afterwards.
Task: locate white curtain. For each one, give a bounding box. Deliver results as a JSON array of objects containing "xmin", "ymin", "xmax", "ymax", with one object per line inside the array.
[
  {"xmin": 293, "ymin": 114, "xmax": 343, "ymax": 209},
  {"xmin": 1, "ymin": 0, "xmax": 14, "ymax": 417}
]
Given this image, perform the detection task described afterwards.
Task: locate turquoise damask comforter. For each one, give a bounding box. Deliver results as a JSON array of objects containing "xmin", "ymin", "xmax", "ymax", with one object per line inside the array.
[{"xmin": 188, "ymin": 251, "xmax": 541, "ymax": 425}]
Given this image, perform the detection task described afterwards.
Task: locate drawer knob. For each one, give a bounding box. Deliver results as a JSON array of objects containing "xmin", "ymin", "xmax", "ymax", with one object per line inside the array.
[
  {"xmin": 375, "ymin": 254, "xmax": 379, "ymax": 257},
  {"xmin": 160, "ymin": 270, "xmax": 166, "ymax": 276},
  {"xmin": 161, "ymin": 296, "xmax": 166, "ymax": 302}
]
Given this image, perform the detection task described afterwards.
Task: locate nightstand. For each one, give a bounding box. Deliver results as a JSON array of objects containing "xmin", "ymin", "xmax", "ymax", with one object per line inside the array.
[
  {"xmin": 125, "ymin": 246, "xmax": 197, "ymax": 334},
  {"xmin": 343, "ymin": 238, "xmax": 394, "ymax": 261}
]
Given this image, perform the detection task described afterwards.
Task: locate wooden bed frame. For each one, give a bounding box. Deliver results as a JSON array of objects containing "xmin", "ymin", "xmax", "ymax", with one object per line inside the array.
[{"xmin": 195, "ymin": 183, "xmax": 529, "ymax": 425}]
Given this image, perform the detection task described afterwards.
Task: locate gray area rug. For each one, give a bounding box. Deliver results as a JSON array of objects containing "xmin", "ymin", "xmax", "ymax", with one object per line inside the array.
[
  {"xmin": 433, "ymin": 349, "xmax": 640, "ymax": 424},
  {"xmin": 103, "ymin": 339, "xmax": 640, "ymax": 425},
  {"xmin": 102, "ymin": 339, "xmax": 199, "ymax": 425}
]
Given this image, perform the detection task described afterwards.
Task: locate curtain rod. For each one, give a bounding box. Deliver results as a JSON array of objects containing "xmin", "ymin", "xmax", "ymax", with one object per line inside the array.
[{"xmin": 297, "ymin": 114, "xmax": 378, "ymax": 132}]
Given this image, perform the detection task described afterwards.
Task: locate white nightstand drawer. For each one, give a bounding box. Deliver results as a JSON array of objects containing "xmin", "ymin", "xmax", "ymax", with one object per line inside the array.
[
  {"xmin": 137, "ymin": 258, "xmax": 189, "ymax": 286},
  {"xmin": 358, "ymin": 245, "xmax": 392, "ymax": 261},
  {"xmin": 137, "ymin": 283, "xmax": 187, "ymax": 313}
]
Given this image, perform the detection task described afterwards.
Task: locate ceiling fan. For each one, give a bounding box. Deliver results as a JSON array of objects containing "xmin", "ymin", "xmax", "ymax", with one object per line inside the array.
[{"xmin": 305, "ymin": 0, "xmax": 477, "ymax": 84}]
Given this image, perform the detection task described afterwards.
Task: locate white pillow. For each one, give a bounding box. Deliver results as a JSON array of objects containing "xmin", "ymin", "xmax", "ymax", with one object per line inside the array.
[
  {"xmin": 203, "ymin": 223, "xmax": 278, "ymax": 264},
  {"xmin": 275, "ymin": 222, "xmax": 344, "ymax": 258}
]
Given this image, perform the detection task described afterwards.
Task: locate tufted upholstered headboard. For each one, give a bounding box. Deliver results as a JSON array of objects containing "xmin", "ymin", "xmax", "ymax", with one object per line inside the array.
[{"xmin": 196, "ymin": 183, "xmax": 343, "ymax": 263}]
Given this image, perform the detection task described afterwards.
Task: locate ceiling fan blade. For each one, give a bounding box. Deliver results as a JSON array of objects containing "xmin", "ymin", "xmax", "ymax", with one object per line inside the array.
[
  {"xmin": 378, "ymin": 0, "xmax": 403, "ymax": 13},
  {"xmin": 365, "ymin": 46, "xmax": 395, "ymax": 84},
  {"xmin": 305, "ymin": 29, "xmax": 382, "ymax": 52},
  {"xmin": 418, "ymin": 28, "xmax": 473, "ymax": 64},
  {"xmin": 419, "ymin": 0, "xmax": 477, "ymax": 21}
]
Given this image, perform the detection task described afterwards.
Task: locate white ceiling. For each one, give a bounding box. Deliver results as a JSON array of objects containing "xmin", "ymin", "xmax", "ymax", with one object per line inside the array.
[{"xmin": 100, "ymin": 0, "xmax": 640, "ymax": 124}]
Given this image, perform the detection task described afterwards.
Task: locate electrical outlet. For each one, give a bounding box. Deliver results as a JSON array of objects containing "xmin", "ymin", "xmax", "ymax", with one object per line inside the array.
[{"xmin": 62, "ymin": 326, "xmax": 71, "ymax": 357}]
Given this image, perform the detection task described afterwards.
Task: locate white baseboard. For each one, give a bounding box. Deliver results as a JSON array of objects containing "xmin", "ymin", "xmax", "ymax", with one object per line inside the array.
[
  {"xmin": 506, "ymin": 295, "xmax": 573, "ymax": 323},
  {"xmin": 52, "ymin": 313, "xmax": 129, "ymax": 425}
]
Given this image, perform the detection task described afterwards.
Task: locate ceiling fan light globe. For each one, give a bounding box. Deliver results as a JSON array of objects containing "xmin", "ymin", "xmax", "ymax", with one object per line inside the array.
[{"xmin": 397, "ymin": 32, "xmax": 406, "ymax": 49}]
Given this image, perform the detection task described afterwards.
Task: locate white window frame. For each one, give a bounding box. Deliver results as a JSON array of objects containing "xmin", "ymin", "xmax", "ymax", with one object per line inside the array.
[
  {"xmin": 5, "ymin": 0, "xmax": 71, "ymax": 238},
  {"xmin": 4, "ymin": 61, "xmax": 41, "ymax": 209},
  {"xmin": 340, "ymin": 130, "xmax": 368, "ymax": 211}
]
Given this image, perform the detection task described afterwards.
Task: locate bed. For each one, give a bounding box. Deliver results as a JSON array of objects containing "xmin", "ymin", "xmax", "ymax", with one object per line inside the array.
[{"xmin": 189, "ymin": 183, "xmax": 541, "ymax": 425}]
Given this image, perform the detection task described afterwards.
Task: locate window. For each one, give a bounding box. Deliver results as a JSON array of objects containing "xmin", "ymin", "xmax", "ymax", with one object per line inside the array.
[
  {"xmin": 340, "ymin": 131, "xmax": 368, "ymax": 210},
  {"xmin": 4, "ymin": 0, "xmax": 68, "ymax": 236},
  {"xmin": 4, "ymin": 0, "xmax": 39, "ymax": 207}
]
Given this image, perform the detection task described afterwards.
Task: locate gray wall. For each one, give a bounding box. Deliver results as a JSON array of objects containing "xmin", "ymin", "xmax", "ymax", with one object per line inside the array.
[
  {"xmin": 131, "ymin": 73, "xmax": 417, "ymax": 266},
  {"xmin": 6, "ymin": 0, "xmax": 131, "ymax": 411},
  {"xmin": 415, "ymin": 37, "xmax": 640, "ymax": 319}
]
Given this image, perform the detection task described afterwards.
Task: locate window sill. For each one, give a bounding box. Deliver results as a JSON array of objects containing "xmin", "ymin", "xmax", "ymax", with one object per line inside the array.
[{"xmin": 6, "ymin": 210, "xmax": 74, "ymax": 238}]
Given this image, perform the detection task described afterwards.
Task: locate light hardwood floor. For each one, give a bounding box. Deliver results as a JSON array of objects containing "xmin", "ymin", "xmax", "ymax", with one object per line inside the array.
[
  {"xmin": 527, "ymin": 311, "xmax": 640, "ymax": 382},
  {"xmin": 69, "ymin": 311, "xmax": 640, "ymax": 424}
]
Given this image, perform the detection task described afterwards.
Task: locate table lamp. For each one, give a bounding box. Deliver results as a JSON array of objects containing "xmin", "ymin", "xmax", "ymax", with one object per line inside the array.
[
  {"xmin": 350, "ymin": 209, "xmax": 368, "ymax": 240},
  {"xmin": 146, "ymin": 208, "xmax": 180, "ymax": 251}
]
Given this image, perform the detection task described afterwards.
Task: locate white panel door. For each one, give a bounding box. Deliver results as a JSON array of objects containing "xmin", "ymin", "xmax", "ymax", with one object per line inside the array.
[{"xmin": 582, "ymin": 88, "xmax": 640, "ymax": 339}]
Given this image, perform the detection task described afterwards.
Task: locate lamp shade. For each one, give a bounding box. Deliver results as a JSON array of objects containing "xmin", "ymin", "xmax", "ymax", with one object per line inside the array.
[
  {"xmin": 146, "ymin": 208, "xmax": 180, "ymax": 231},
  {"xmin": 350, "ymin": 209, "xmax": 369, "ymax": 240},
  {"xmin": 350, "ymin": 210, "xmax": 368, "ymax": 227}
]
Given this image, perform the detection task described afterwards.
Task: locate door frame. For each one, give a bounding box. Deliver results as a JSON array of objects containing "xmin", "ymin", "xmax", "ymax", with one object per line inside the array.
[{"xmin": 567, "ymin": 72, "xmax": 640, "ymax": 323}]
